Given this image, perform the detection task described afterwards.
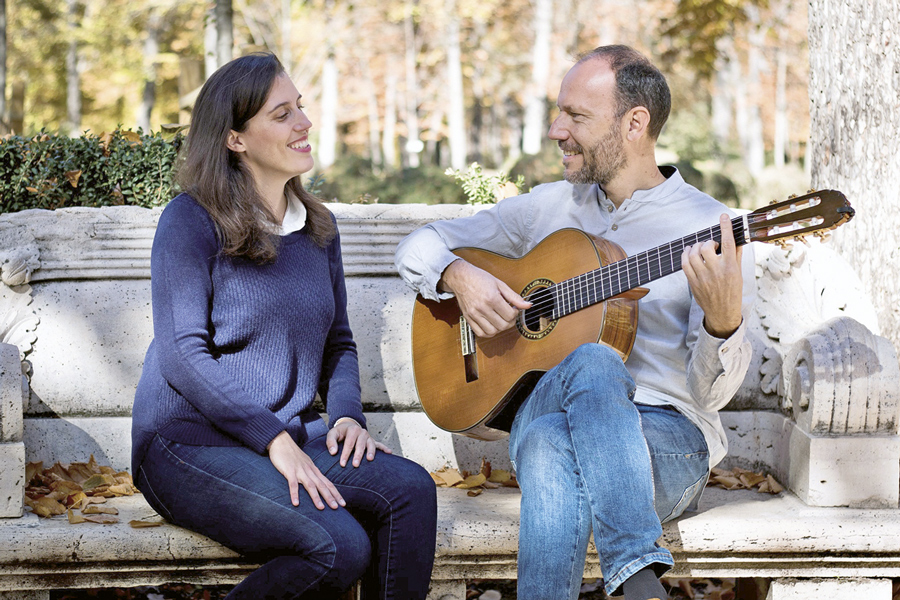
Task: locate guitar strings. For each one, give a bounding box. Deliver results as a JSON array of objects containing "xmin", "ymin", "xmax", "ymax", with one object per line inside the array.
[
  {"xmin": 519, "ymin": 220, "xmax": 739, "ymax": 318},
  {"xmin": 466, "ymin": 212, "xmax": 769, "ymax": 340}
]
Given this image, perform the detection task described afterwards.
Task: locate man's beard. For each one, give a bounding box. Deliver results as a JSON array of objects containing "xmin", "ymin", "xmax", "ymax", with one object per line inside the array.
[{"xmin": 561, "ymin": 123, "xmax": 627, "ymax": 186}]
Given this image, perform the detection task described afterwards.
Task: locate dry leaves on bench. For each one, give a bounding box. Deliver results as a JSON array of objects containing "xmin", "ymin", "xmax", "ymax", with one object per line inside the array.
[
  {"xmin": 25, "ymin": 455, "xmax": 140, "ymax": 525},
  {"xmin": 431, "ymin": 459, "xmax": 518, "ymax": 497},
  {"xmin": 707, "ymin": 466, "xmax": 783, "ymax": 494}
]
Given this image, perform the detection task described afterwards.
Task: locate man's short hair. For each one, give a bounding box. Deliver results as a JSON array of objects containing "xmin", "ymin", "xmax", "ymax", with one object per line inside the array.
[{"xmin": 577, "ymin": 45, "xmax": 671, "ymax": 140}]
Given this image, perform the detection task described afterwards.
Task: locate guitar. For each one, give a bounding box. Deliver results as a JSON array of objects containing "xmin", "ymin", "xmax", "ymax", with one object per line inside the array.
[{"xmin": 410, "ymin": 190, "xmax": 855, "ymax": 441}]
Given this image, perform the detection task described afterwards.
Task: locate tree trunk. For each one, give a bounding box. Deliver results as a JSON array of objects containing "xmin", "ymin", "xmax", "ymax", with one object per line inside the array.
[
  {"xmin": 204, "ymin": 6, "xmax": 217, "ymax": 78},
  {"xmin": 743, "ymin": 5, "xmax": 766, "ymax": 178},
  {"xmin": 318, "ymin": 50, "xmax": 338, "ymax": 170},
  {"xmin": 365, "ymin": 69, "xmax": 382, "ymax": 168},
  {"xmin": 216, "ymin": 0, "xmax": 233, "ymax": 68},
  {"xmin": 808, "ymin": 0, "xmax": 900, "ymax": 352},
  {"xmin": 281, "ymin": 0, "xmax": 292, "ymax": 75},
  {"xmin": 710, "ymin": 38, "xmax": 734, "ymax": 160},
  {"xmin": 403, "ymin": 3, "xmax": 421, "ymax": 168},
  {"xmin": 65, "ymin": 0, "xmax": 82, "ymax": 135},
  {"xmin": 9, "ymin": 80, "xmax": 21, "ymax": 135},
  {"xmin": 521, "ymin": 0, "xmax": 552, "ymax": 155},
  {"xmin": 773, "ymin": 44, "xmax": 788, "ymax": 168},
  {"xmin": 137, "ymin": 10, "xmax": 161, "ymax": 133},
  {"xmin": 445, "ymin": 0, "xmax": 466, "ymax": 169},
  {"xmin": 383, "ymin": 69, "xmax": 397, "ymax": 169},
  {"xmin": 0, "ymin": 0, "xmax": 6, "ymax": 134}
]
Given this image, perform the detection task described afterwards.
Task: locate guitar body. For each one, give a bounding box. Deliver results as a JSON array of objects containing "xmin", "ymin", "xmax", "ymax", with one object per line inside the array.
[{"xmin": 411, "ymin": 228, "xmax": 640, "ymax": 440}]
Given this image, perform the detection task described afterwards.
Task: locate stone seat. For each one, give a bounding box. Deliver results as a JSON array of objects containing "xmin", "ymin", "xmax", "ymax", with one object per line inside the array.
[
  {"xmin": 0, "ymin": 204, "xmax": 898, "ymax": 600},
  {"xmin": 3, "ymin": 486, "xmax": 900, "ymax": 599}
]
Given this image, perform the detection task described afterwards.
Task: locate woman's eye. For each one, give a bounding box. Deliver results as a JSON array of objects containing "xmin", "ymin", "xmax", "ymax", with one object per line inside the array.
[{"xmin": 277, "ymin": 112, "xmax": 290, "ymax": 121}]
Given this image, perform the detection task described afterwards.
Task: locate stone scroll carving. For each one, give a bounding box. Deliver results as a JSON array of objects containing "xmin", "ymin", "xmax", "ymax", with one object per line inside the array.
[
  {"xmin": 783, "ymin": 317, "xmax": 899, "ymax": 435},
  {"xmin": 754, "ymin": 238, "xmax": 898, "ymax": 434},
  {"xmin": 0, "ymin": 224, "xmax": 41, "ymax": 363}
]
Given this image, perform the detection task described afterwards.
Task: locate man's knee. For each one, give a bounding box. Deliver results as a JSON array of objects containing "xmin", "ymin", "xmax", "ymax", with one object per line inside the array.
[{"xmin": 565, "ymin": 342, "xmax": 623, "ymax": 370}]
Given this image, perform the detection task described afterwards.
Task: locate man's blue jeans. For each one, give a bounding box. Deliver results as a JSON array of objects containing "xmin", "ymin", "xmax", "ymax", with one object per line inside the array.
[
  {"xmin": 509, "ymin": 343, "xmax": 710, "ymax": 599},
  {"xmin": 136, "ymin": 433, "xmax": 437, "ymax": 600}
]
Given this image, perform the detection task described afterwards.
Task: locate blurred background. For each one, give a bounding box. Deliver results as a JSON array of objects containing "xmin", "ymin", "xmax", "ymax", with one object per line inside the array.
[{"xmin": 3, "ymin": 0, "xmax": 810, "ymax": 207}]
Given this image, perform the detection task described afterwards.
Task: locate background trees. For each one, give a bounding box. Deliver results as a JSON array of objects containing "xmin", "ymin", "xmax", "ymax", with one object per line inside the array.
[{"xmin": 5, "ymin": 0, "xmax": 811, "ymax": 207}]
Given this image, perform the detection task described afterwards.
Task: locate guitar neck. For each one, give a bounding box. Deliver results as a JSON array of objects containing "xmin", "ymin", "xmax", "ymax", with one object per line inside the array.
[{"xmin": 551, "ymin": 216, "xmax": 748, "ymax": 319}]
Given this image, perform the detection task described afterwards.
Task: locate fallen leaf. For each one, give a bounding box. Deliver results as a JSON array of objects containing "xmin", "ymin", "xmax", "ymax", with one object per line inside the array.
[
  {"xmin": 487, "ymin": 469, "xmax": 511, "ymax": 484},
  {"xmin": 739, "ymin": 472, "xmax": 766, "ymax": 488},
  {"xmin": 65, "ymin": 491, "xmax": 87, "ymax": 509},
  {"xmin": 129, "ymin": 519, "xmax": 164, "ymax": 528},
  {"xmin": 83, "ymin": 504, "xmax": 119, "ymax": 515},
  {"xmin": 67, "ymin": 509, "xmax": 86, "ymax": 524},
  {"xmin": 431, "ymin": 467, "xmax": 464, "ymax": 488},
  {"xmin": 455, "ymin": 474, "xmax": 487, "ymax": 489},
  {"xmin": 82, "ymin": 514, "xmax": 119, "ymax": 524},
  {"xmin": 25, "ymin": 462, "xmax": 42, "ymax": 484},
  {"xmin": 27, "ymin": 496, "xmax": 66, "ymax": 517},
  {"xmin": 108, "ymin": 483, "xmax": 136, "ymax": 496},
  {"xmin": 82, "ymin": 473, "xmax": 117, "ymax": 491},
  {"xmin": 466, "ymin": 488, "xmax": 484, "ymax": 497},
  {"xmin": 479, "ymin": 458, "xmax": 492, "ymax": 480}
]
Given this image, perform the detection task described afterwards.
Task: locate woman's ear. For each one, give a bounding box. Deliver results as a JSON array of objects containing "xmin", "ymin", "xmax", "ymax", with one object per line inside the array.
[{"xmin": 226, "ymin": 130, "xmax": 245, "ymax": 153}]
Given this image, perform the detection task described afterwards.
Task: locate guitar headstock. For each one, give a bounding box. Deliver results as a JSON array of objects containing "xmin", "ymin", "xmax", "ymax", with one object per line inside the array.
[{"xmin": 745, "ymin": 189, "xmax": 854, "ymax": 246}]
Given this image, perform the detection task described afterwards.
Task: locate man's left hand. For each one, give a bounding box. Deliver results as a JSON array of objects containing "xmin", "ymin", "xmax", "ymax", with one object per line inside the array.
[
  {"xmin": 327, "ymin": 418, "xmax": 393, "ymax": 467},
  {"xmin": 682, "ymin": 213, "xmax": 744, "ymax": 339}
]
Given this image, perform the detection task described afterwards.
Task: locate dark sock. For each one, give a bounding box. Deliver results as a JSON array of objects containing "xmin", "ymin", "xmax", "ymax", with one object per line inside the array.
[{"xmin": 622, "ymin": 567, "xmax": 667, "ymax": 600}]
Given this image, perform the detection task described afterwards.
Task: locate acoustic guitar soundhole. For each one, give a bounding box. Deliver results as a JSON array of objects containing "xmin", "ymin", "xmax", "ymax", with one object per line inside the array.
[{"xmin": 517, "ymin": 279, "xmax": 557, "ymax": 340}]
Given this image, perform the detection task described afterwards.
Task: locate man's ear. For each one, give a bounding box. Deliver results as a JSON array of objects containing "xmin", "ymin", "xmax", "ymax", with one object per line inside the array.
[
  {"xmin": 226, "ymin": 130, "xmax": 245, "ymax": 153},
  {"xmin": 625, "ymin": 107, "xmax": 651, "ymax": 141}
]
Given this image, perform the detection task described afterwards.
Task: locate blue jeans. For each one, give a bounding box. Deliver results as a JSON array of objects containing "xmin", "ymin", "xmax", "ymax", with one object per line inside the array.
[
  {"xmin": 509, "ymin": 344, "xmax": 709, "ymax": 599},
  {"xmin": 136, "ymin": 433, "xmax": 437, "ymax": 600}
]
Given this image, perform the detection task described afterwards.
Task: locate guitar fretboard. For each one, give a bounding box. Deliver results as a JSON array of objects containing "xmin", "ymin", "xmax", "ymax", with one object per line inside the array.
[{"xmin": 549, "ymin": 217, "xmax": 747, "ymax": 320}]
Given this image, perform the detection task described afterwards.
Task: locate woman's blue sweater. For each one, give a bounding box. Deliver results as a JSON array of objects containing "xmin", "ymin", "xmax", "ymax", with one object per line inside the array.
[{"xmin": 131, "ymin": 194, "xmax": 365, "ymax": 473}]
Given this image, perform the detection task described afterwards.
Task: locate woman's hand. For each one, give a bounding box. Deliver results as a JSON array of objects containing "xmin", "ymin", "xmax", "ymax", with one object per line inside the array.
[
  {"xmin": 327, "ymin": 418, "xmax": 392, "ymax": 468},
  {"xmin": 267, "ymin": 431, "xmax": 345, "ymax": 510}
]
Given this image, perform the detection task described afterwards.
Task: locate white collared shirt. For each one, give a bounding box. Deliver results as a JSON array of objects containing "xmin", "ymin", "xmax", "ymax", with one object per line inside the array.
[{"xmin": 277, "ymin": 193, "xmax": 308, "ymax": 236}]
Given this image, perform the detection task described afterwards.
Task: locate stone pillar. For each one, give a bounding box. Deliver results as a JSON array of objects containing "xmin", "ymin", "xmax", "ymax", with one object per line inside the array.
[
  {"xmin": 766, "ymin": 578, "xmax": 892, "ymax": 600},
  {"xmin": 0, "ymin": 342, "xmax": 25, "ymax": 518}
]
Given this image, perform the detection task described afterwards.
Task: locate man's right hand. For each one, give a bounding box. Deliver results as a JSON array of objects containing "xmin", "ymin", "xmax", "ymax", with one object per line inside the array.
[{"xmin": 439, "ymin": 259, "xmax": 531, "ymax": 338}]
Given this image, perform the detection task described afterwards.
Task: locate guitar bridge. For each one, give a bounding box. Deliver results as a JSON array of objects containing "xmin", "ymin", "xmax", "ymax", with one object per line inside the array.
[{"xmin": 460, "ymin": 316, "xmax": 479, "ymax": 382}]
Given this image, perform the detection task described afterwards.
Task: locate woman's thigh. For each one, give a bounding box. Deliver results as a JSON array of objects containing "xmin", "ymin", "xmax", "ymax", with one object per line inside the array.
[
  {"xmin": 637, "ymin": 404, "xmax": 710, "ymax": 523},
  {"xmin": 137, "ymin": 434, "xmax": 370, "ymax": 560}
]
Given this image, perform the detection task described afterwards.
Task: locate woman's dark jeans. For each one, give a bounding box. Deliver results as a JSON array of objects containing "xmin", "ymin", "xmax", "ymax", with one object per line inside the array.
[{"xmin": 137, "ymin": 433, "xmax": 437, "ymax": 600}]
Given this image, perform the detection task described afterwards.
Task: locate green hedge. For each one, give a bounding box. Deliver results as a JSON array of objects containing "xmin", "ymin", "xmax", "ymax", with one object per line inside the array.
[{"xmin": 0, "ymin": 130, "xmax": 182, "ymax": 213}]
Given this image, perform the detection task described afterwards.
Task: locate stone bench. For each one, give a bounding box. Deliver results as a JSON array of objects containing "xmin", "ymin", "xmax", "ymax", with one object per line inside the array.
[{"xmin": 0, "ymin": 204, "xmax": 898, "ymax": 600}]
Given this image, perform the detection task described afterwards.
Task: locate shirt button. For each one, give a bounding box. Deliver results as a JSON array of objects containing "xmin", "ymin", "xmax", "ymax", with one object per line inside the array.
[
  {"xmin": 607, "ymin": 206, "xmax": 613, "ymax": 212},
  {"xmin": 611, "ymin": 224, "xmax": 618, "ymax": 231},
  {"xmin": 722, "ymin": 346, "xmax": 729, "ymax": 353}
]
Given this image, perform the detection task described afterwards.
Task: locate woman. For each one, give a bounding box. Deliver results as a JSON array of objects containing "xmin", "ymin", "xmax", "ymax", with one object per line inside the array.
[{"xmin": 131, "ymin": 52, "xmax": 437, "ymax": 599}]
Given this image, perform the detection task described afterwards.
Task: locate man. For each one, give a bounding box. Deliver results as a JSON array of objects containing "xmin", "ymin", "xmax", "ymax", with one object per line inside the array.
[{"xmin": 395, "ymin": 45, "xmax": 754, "ymax": 600}]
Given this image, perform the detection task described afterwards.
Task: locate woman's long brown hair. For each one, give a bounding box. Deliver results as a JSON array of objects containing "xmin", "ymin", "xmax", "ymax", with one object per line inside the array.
[{"xmin": 177, "ymin": 52, "xmax": 335, "ymax": 263}]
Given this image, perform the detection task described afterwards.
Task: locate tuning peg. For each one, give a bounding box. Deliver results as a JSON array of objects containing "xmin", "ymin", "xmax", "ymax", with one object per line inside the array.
[
  {"xmin": 775, "ymin": 239, "xmax": 789, "ymax": 250},
  {"xmin": 794, "ymin": 235, "xmax": 810, "ymax": 246},
  {"xmin": 769, "ymin": 199, "xmax": 779, "ymax": 205},
  {"xmin": 807, "ymin": 189, "xmax": 816, "ymax": 194},
  {"xmin": 788, "ymin": 193, "xmax": 798, "ymax": 199},
  {"xmin": 813, "ymin": 231, "xmax": 832, "ymax": 243}
]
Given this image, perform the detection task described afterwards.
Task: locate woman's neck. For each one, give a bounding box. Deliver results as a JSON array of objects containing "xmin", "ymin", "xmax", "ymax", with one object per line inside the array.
[{"xmin": 256, "ymin": 179, "xmax": 289, "ymax": 225}]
